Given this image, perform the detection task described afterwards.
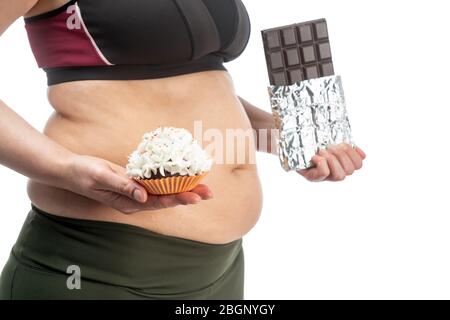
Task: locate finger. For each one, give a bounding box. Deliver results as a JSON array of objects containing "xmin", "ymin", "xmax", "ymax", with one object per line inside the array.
[
  {"xmin": 189, "ymin": 184, "xmax": 214, "ymax": 199},
  {"xmin": 354, "ymin": 146, "xmax": 367, "ymax": 160},
  {"xmin": 310, "ymin": 154, "xmax": 330, "ymax": 181},
  {"xmin": 103, "ymin": 193, "xmax": 151, "ymax": 214},
  {"xmin": 156, "ymin": 194, "xmax": 184, "ymax": 208},
  {"xmin": 155, "ymin": 193, "xmax": 201, "ymax": 208},
  {"xmin": 175, "ymin": 192, "xmax": 202, "ymax": 205},
  {"xmin": 344, "ymin": 144, "xmax": 364, "ymax": 170},
  {"xmin": 320, "ymin": 148, "xmax": 346, "ymax": 181},
  {"xmin": 97, "ymin": 167, "xmax": 148, "ymax": 203},
  {"xmin": 297, "ymin": 154, "xmax": 323, "ymax": 175},
  {"xmin": 327, "ymin": 144, "xmax": 355, "ymax": 175},
  {"xmin": 298, "ymin": 154, "xmax": 330, "ymax": 182}
]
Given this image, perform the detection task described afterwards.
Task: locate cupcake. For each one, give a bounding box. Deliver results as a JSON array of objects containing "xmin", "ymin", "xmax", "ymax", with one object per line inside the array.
[{"xmin": 126, "ymin": 127, "xmax": 212, "ymax": 195}]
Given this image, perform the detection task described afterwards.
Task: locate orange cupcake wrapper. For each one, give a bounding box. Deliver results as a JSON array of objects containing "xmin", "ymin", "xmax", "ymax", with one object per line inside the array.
[{"xmin": 134, "ymin": 173, "xmax": 208, "ymax": 195}]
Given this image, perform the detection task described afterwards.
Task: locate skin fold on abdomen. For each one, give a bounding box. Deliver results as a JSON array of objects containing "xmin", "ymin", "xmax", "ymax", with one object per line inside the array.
[{"xmin": 27, "ymin": 70, "xmax": 263, "ymax": 244}]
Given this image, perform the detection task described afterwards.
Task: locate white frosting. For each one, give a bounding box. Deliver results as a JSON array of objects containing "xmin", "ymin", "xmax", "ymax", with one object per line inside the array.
[{"xmin": 126, "ymin": 127, "xmax": 212, "ymax": 179}]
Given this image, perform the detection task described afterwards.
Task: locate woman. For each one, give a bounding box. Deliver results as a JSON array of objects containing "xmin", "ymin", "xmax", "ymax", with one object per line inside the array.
[{"xmin": 0, "ymin": 0, "xmax": 366, "ymax": 299}]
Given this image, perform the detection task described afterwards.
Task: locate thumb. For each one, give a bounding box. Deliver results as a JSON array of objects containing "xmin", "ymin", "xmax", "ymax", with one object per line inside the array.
[{"xmin": 101, "ymin": 168, "xmax": 148, "ymax": 203}]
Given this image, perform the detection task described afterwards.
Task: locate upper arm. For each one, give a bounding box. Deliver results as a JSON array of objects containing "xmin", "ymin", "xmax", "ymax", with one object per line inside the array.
[{"xmin": 0, "ymin": 0, "xmax": 38, "ymax": 36}]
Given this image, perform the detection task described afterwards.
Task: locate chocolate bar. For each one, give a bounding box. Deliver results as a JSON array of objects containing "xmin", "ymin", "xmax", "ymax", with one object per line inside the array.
[
  {"xmin": 262, "ymin": 19, "xmax": 334, "ymax": 86},
  {"xmin": 263, "ymin": 19, "xmax": 356, "ymax": 171}
]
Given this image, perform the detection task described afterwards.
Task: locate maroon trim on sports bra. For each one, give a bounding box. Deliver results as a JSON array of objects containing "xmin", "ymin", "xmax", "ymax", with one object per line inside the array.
[{"xmin": 24, "ymin": 1, "xmax": 107, "ymax": 69}]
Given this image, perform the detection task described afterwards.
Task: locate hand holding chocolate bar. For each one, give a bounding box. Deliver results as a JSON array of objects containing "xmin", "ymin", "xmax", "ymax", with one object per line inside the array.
[
  {"xmin": 262, "ymin": 19, "xmax": 357, "ymax": 171},
  {"xmin": 297, "ymin": 143, "xmax": 366, "ymax": 182}
]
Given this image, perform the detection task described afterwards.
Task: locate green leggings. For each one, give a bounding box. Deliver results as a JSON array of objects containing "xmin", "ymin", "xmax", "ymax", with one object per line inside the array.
[{"xmin": 0, "ymin": 204, "xmax": 244, "ymax": 300}]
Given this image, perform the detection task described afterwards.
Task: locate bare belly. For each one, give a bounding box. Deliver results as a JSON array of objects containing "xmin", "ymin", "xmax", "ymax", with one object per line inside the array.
[{"xmin": 27, "ymin": 70, "xmax": 263, "ymax": 244}]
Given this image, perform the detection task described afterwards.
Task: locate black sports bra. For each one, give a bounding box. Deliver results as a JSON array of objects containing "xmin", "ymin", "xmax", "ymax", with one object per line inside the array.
[{"xmin": 24, "ymin": 0, "xmax": 251, "ymax": 85}]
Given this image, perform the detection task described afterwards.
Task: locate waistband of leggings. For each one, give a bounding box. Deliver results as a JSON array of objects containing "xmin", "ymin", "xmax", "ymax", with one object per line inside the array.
[{"xmin": 12, "ymin": 204, "xmax": 243, "ymax": 293}]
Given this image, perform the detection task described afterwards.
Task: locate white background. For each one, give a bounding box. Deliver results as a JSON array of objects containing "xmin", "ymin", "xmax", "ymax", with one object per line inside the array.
[{"xmin": 1, "ymin": 0, "xmax": 450, "ymax": 299}]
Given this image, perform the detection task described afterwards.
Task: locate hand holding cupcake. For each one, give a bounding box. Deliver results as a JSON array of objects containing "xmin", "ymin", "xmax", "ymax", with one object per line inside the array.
[{"xmin": 126, "ymin": 127, "xmax": 212, "ymax": 195}]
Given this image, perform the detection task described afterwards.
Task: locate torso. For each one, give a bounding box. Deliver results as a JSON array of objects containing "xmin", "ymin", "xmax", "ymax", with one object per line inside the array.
[{"xmin": 24, "ymin": 0, "xmax": 263, "ymax": 245}]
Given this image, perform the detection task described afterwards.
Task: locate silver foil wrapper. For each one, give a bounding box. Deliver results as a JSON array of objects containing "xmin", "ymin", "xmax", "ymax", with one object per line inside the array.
[{"xmin": 268, "ymin": 75, "xmax": 355, "ymax": 171}]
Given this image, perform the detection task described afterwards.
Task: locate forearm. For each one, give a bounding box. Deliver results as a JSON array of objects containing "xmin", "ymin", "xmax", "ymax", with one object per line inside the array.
[
  {"xmin": 238, "ymin": 96, "xmax": 278, "ymax": 155},
  {"xmin": 0, "ymin": 100, "xmax": 75, "ymax": 188}
]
